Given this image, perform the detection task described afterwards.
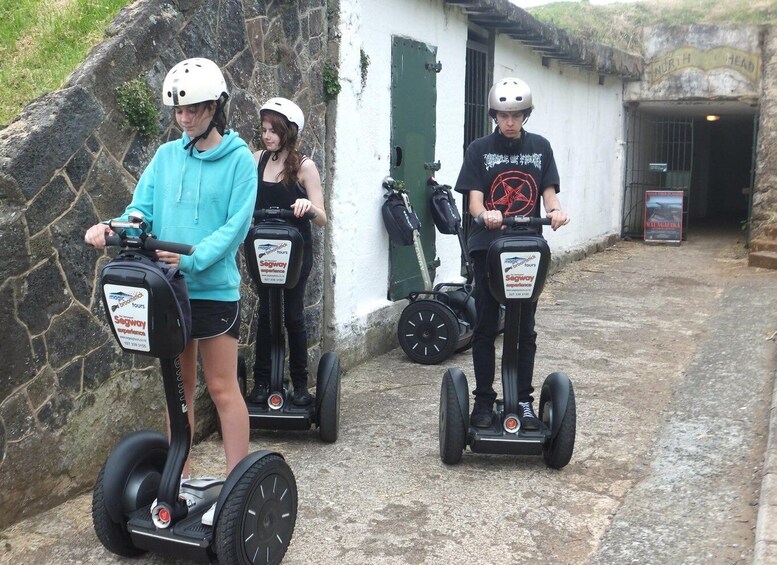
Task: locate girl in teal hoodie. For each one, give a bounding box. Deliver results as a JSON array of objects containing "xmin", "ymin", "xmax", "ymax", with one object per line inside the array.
[{"xmin": 85, "ymin": 58, "xmax": 257, "ymax": 524}]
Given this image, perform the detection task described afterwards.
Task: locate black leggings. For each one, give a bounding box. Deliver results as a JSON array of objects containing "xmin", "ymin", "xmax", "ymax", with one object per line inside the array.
[{"xmin": 253, "ymin": 246, "xmax": 313, "ymax": 390}]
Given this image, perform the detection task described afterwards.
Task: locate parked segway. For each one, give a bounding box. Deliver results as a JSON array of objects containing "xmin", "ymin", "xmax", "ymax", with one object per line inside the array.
[
  {"xmin": 439, "ymin": 215, "xmax": 576, "ymax": 469},
  {"xmin": 382, "ymin": 176, "xmax": 474, "ymax": 365},
  {"xmin": 241, "ymin": 207, "xmax": 340, "ymax": 442},
  {"xmin": 91, "ymin": 217, "xmax": 297, "ymax": 564}
]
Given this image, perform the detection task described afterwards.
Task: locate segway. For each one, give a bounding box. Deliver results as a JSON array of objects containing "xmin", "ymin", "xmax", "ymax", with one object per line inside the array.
[
  {"xmin": 91, "ymin": 217, "xmax": 297, "ymax": 564},
  {"xmin": 382, "ymin": 177, "xmax": 475, "ymax": 365},
  {"xmin": 241, "ymin": 208, "xmax": 340, "ymax": 442},
  {"xmin": 439, "ymin": 215, "xmax": 576, "ymax": 469}
]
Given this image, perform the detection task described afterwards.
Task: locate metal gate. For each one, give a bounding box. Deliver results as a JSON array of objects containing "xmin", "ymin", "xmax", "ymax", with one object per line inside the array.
[
  {"xmin": 461, "ymin": 38, "xmax": 491, "ymax": 250},
  {"xmin": 622, "ymin": 109, "xmax": 694, "ymax": 239}
]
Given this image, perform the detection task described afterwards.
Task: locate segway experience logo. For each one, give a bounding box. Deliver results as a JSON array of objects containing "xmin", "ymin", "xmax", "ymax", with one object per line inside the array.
[
  {"xmin": 103, "ymin": 284, "xmax": 150, "ymax": 352},
  {"xmin": 253, "ymin": 239, "xmax": 291, "ymax": 285},
  {"xmin": 500, "ymin": 252, "xmax": 539, "ymax": 299},
  {"xmin": 488, "ymin": 170, "xmax": 539, "ymax": 217}
]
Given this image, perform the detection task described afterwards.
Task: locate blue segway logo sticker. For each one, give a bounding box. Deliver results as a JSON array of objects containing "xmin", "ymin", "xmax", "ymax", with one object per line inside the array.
[
  {"xmin": 103, "ymin": 283, "xmax": 151, "ymax": 352},
  {"xmin": 500, "ymin": 252, "xmax": 539, "ymax": 299},
  {"xmin": 253, "ymin": 238, "xmax": 291, "ymax": 285}
]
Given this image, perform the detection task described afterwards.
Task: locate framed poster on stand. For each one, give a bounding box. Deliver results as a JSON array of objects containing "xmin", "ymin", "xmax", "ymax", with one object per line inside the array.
[{"xmin": 644, "ymin": 190, "xmax": 683, "ymax": 244}]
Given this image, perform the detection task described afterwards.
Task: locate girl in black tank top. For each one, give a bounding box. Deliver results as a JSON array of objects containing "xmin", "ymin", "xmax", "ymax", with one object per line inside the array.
[{"xmin": 247, "ymin": 98, "xmax": 328, "ymax": 407}]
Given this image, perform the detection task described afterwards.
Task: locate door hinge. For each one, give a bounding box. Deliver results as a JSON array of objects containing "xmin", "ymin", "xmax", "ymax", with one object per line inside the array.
[
  {"xmin": 426, "ymin": 61, "xmax": 442, "ymax": 73},
  {"xmin": 424, "ymin": 160, "xmax": 441, "ymax": 171}
]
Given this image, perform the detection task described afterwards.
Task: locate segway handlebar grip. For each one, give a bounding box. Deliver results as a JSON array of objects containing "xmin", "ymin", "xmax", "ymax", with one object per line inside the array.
[
  {"xmin": 253, "ymin": 207, "xmax": 316, "ymax": 221},
  {"xmin": 104, "ymin": 233, "xmax": 195, "ymax": 255},
  {"xmin": 473, "ymin": 215, "xmax": 552, "ymax": 227},
  {"xmin": 427, "ymin": 177, "xmax": 453, "ymax": 191},
  {"xmin": 144, "ymin": 237, "xmax": 195, "ymax": 256}
]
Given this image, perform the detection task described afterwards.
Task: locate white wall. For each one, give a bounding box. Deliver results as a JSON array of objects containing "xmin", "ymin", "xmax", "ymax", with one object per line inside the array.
[
  {"xmin": 331, "ymin": 0, "xmax": 627, "ymax": 345},
  {"xmin": 332, "ymin": 0, "xmax": 469, "ymax": 342}
]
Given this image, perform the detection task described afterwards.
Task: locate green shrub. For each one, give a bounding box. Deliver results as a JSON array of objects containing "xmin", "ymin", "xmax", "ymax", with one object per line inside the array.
[
  {"xmin": 115, "ymin": 77, "xmax": 159, "ymax": 137},
  {"xmin": 323, "ymin": 62, "xmax": 341, "ymax": 101}
]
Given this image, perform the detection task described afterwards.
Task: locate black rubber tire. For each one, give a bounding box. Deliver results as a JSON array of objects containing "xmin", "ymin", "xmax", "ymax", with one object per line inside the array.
[
  {"xmin": 542, "ymin": 381, "xmax": 577, "ymax": 469},
  {"xmin": 214, "ymin": 454, "xmax": 298, "ymax": 565},
  {"xmin": 398, "ymin": 300, "xmax": 459, "ymax": 365},
  {"xmin": 316, "ymin": 352, "xmax": 341, "ymax": 443},
  {"xmin": 92, "ymin": 464, "xmax": 145, "ymax": 558},
  {"xmin": 439, "ymin": 372, "xmax": 466, "ymax": 465}
]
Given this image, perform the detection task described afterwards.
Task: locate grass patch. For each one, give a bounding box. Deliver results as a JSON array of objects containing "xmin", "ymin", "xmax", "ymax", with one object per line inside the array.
[
  {"xmin": 528, "ymin": 0, "xmax": 777, "ymax": 55},
  {"xmin": 0, "ymin": 0, "xmax": 135, "ymax": 126}
]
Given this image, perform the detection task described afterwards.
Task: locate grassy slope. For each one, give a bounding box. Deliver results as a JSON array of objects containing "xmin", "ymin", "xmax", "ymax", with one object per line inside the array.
[
  {"xmin": 0, "ymin": 0, "xmax": 135, "ymax": 126},
  {"xmin": 528, "ymin": 0, "xmax": 777, "ymax": 55},
  {"xmin": 1, "ymin": 0, "xmax": 775, "ymax": 125}
]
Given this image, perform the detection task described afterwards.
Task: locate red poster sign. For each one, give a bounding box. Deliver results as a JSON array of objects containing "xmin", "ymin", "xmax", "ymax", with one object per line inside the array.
[{"xmin": 644, "ymin": 190, "xmax": 683, "ymax": 244}]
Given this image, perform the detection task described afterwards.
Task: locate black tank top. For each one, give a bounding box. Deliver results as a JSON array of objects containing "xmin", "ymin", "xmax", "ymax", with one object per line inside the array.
[{"xmin": 256, "ymin": 151, "xmax": 312, "ymax": 245}]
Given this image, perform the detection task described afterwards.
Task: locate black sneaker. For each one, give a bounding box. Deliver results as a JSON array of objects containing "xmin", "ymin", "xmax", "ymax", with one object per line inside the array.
[
  {"xmin": 292, "ymin": 387, "xmax": 314, "ymax": 406},
  {"xmin": 470, "ymin": 398, "xmax": 493, "ymax": 428},
  {"xmin": 247, "ymin": 382, "xmax": 269, "ymax": 404},
  {"xmin": 518, "ymin": 401, "xmax": 541, "ymax": 431}
]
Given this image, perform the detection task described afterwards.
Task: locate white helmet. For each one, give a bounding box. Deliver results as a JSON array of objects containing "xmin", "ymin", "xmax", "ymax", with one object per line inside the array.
[
  {"xmin": 163, "ymin": 58, "xmax": 228, "ymax": 107},
  {"xmin": 488, "ymin": 77, "xmax": 533, "ymax": 117},
  {"xmin": 260, "ymin": 97, "xmax": 305, "ymax": 133}
]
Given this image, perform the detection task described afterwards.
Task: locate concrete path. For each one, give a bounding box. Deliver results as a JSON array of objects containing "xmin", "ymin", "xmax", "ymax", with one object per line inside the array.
[{"xmin": 1, "ymin": 225, "xmax": 776, "ymax": 564}]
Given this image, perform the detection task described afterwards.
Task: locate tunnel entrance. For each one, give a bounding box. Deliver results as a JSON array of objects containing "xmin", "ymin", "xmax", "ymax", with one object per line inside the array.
[{"xmin": 622, "ymin": 101, "xmax": 758, "ymax": 241}]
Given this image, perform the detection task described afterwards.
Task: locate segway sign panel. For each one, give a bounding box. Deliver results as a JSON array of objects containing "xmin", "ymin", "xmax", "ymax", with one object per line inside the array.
[
  {"xmin": 500, "ymin": 252, "xmax": 540, "ymax": 300},
  {"xmin": 104, "ymin": 284, "xmax": 151, "ymax": 352},
  {"xmin": 253, "ymin": 239, "xmax": 292, "ymax": 286}
]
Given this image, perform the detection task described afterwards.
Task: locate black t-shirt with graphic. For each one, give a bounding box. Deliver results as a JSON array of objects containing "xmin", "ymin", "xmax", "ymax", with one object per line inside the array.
[{"xmin": 454, "ymin": 129, "xmax": 560, "ymax": 252}]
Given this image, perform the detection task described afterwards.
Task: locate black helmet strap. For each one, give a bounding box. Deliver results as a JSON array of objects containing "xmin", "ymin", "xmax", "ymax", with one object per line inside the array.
[{"xmin": 183, "ymin": 93, "xmax": 229, "ymax": 155}]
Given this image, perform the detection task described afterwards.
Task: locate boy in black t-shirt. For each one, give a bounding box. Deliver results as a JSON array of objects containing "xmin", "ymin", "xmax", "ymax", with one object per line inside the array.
[{"xmin": 455, "ymin": 77, "xmax": 570, "ymax": 429}]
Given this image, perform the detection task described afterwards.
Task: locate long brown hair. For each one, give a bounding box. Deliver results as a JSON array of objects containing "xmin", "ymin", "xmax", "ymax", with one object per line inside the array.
[{"xmin": 261, "ymin": 110, "xmax": 301, "ymax": 185}]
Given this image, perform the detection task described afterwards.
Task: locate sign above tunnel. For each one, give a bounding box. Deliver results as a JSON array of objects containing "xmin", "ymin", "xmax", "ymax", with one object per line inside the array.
[
  {"xmin": 625, "ymin": 25, "xmax": 762, "ymax": 105},
  {"xmin": 646, "ymin": 46, "xmax": 761, "ymax": 88}
]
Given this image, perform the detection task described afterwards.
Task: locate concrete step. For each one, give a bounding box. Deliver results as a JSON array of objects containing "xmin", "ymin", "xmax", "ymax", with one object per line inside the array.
[
  {"xmin": 750, "ymin": 238, "xmax": 777, "ymax": 253},
  {"xmin": 748, "ymin": 250, "xmax": 777, "ymax": 270}
]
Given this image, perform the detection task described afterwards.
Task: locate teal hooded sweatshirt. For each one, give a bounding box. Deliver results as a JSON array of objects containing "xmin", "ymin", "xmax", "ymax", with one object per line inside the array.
[{"xmin": 120, "ymin": 130, "xmax": 258, "ymax": 302}]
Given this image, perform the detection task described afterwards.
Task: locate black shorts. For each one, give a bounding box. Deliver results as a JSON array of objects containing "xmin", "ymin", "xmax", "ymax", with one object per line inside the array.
[{"xmin": 190, "ymin": 300, "xmax": 240, "ymax": 340}]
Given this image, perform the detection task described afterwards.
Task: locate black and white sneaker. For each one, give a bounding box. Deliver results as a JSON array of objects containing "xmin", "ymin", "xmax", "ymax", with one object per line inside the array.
[
  {"xmin": 518, "ymin": 401, "xmax": 541, "ymax": 431},
  {"xmin": 470, "ymin": 397, "xmax": 494, "ymax": 428},
  {"xmin": 292, "ymin": 387, "xmax": 314, "ymax": 406},
  {"xmin": 247, "ymin": 381, "xmax": 269, "ymax": 404}
]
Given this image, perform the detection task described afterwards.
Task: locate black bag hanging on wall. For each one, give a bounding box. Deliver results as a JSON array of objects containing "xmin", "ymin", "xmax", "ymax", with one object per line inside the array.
[
  {"xmin": 382, "ymin": 190, "xmax": 421, "ymax": 246},
  {"xmin": 429, "ymin": 185, "xmax": 461, "ymax": 235}
]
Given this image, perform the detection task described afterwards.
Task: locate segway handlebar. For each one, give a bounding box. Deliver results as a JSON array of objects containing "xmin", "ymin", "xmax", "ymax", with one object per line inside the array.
[
  {"xmin": 104, "ymin": 219, "xmax": 195, "ymax": 255},
  {"xmin": 253, "ymin": 207, "xmax": 316, "ymax": 222},
  {"xmin": 427, "ymin": 176, "xmax": 453, "ymax": 191},
  {"xmin": 473, "ymin": 214, "xmax": 552, "ymax": 227}
]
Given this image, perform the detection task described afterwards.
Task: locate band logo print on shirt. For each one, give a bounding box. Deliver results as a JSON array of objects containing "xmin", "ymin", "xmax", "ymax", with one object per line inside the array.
[{"xmin": 488, "ymin": 170, "xmax": 539, "ymax": 216}]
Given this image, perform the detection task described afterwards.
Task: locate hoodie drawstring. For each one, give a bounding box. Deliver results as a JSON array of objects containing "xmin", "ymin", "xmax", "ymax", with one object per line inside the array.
[{"xmin": 177, "ymin": 154, "xmax": 204, "ymax": 223}]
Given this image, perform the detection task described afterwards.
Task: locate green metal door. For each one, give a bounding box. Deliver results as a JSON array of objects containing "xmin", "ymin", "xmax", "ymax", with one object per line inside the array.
[{"xmin": 389, "ymin": 37, "xmax": 439, "ymax": 300}]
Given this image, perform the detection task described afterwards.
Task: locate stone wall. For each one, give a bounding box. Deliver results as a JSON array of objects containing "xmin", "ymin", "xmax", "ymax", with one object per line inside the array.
[
  {"xmin": 0, "ymin": 0, "xmax": 330, "ymax": 529},
  {"xmin": 752, "ymin": 27, "xmax": 777, "ymax": 239}
]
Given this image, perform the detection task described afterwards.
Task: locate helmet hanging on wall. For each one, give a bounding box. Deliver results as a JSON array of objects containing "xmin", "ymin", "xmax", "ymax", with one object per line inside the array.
[
  {"xmin": 488, "ymin": 77, "xmax": 533, "ymax": 120},
  {"xmin": 162, "ymin": 58, "xmax": 228, "ymax": 107},
  {"xmin": 260, "ymin": 97, "xmax": 305, "ymax": 133}
]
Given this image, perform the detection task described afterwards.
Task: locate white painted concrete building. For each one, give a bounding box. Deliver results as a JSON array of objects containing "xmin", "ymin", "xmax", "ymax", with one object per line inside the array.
[{"xmin": 323, "ymin": 0, "xmax": 641, "ymax": 360}]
